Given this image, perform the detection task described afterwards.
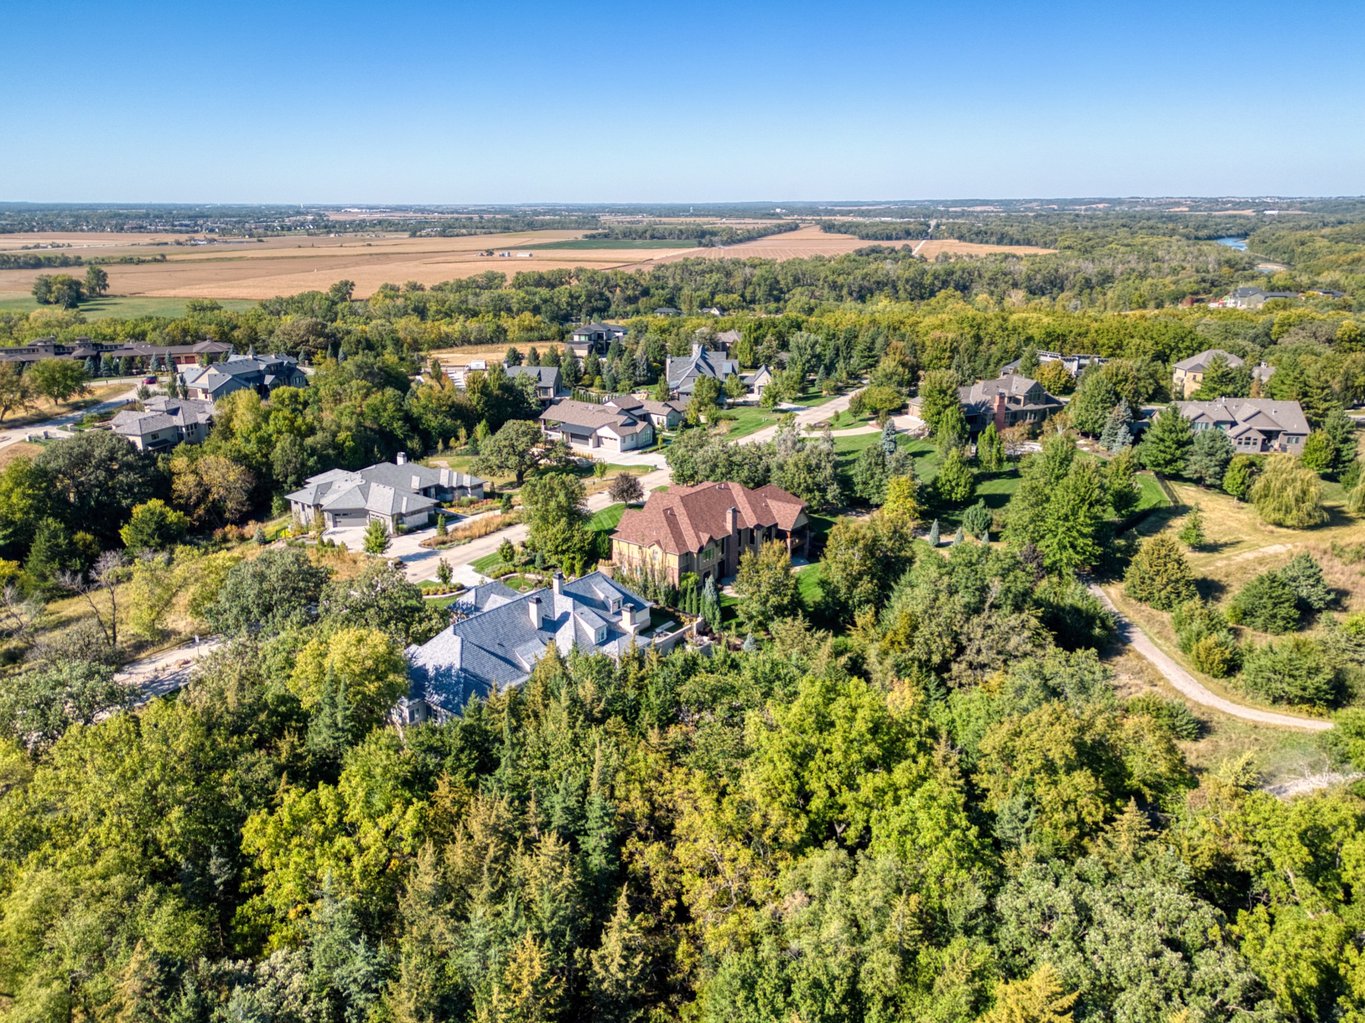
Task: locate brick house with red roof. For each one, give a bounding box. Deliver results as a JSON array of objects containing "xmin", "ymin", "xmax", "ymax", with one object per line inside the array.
[{"xmin": 610, "ymin": 481, "xmax": 808, "ymax": 585}]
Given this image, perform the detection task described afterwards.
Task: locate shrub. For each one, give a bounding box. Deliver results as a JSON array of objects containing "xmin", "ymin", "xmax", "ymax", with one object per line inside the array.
[
  {"xmin": 1189, "ymin": 632, "xmax": 1241, "ymax": 677},
  {"xmin": 1127, "ymin": 693, "xmax": 1203, "ymax": 740},
  {"xmin": 1124, "ymin": 534, "xmax": 1198, "ymax": 611},
  {"xmin": 1227, "ymin": 571, "xmax": 1302, "ymax": 634},
  {"xmin": 1222, "ymin": 455, "xmax": 1260, "ymax": 501},
  {"xmin": 1172, "ymin": 599, "xmax": 1230, "ymax": 652},
  {"xmin": 1240, "ymin": 637, "xmax": 1339, "ymax": 707}
]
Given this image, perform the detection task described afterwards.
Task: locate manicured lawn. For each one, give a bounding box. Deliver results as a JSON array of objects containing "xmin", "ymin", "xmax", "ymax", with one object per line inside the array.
[
  {"xmin": 587, "ymin": 503, "xmax": 626, "ymax": 532},
  {"xmin": 472, "ymin": 550, "xmax": 505, "ymax": 574},
  {"xmin": 829, "ymin": 408, "xmax": 875, "ymax": 430},
  {"xmin": 1133, "ymin": 472, "xmax": 1169, "ymax": 516},
  {"xmin": 796, "ymin": 563, "xmax": 824, "ymax": 610},
  {"xmin": 720, "ymin": 391, "xmax": 844, "ymax": 440}
]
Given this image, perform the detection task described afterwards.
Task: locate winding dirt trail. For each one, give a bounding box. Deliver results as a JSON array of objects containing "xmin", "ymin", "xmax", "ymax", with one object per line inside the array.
[{"xmin": 1087, "ymin": 584, "xmax": 1332, "ymax": 732}]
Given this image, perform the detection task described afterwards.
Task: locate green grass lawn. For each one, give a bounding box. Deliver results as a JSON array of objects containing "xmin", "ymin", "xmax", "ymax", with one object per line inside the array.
[
  {"xmin": 587, "ymin": 503, "xmax": 626, "ymax": 532},
  {"xmin": 0, "ymin": 295, "xmax": 257, "ymax": 318},
  {"xmin": 829, "ymin": 408, "xmax": 876, "ymax": 430},
  {"xmin": 796, "ymin": 563, "xmax": 824, "ymax": 611},
  {"xmin": 720, "ymin": 391, "xmax": 844, "ymax": 440},
  {"xmin": 524, "ymin": 238, "xmax": 699, "ymax": 250},
  {"xmin": 472, "ymin": 550, "xmax": 505, "ymax": 574},
  {"xmin": 1133, "ymin": 472, "xmax": 1170, "ymax": 516}
]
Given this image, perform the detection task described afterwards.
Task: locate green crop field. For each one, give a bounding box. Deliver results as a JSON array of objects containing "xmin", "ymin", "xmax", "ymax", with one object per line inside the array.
[{"xmin": 0, "ymin": 295, "xmax": 258, "ymax": 319}]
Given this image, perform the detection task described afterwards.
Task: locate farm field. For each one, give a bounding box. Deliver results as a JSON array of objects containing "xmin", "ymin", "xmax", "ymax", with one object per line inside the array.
[
  {"xmin": 0, "ymin": 224, "xmax": 1057, "ymax": 304},
  {"xmin": 913, "ymin": 238, "xmax": 1056, "ymax": 258},
  {"xmin": 0, "ymin": 228, "xmax": 693, "ymax": 302}
]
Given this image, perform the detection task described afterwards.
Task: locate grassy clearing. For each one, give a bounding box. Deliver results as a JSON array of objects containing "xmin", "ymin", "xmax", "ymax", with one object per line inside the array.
[
  {"xmin": 0, "ymin": 441, "xmax": 44, "ymax": 468},
  {"xmin": 0, "ymin": 295, "xmax": 257, "ymax": 318},
  {"xmin": 719, "ymin": 391, "xmax": 843, "ymax": 440}
]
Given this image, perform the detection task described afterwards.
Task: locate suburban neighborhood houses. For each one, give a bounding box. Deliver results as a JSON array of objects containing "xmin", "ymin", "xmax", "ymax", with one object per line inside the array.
[
  {"xmin": 179, "ymin": 352, "xmax": 306, "ymax": 401},
  {"xmin": 287, "ymin": 457, "xmax": 485, "ymax": 532},
  {"xmin": 401, "ymin": 571, "xmax": 653, "ymax": 722},
  {"xmin": 109, "ymin": 395, "xmax": 215, "ymax": 451},
  {"xmin": 1175, "ymin": 397, "xmax": 1311, "ymax": 454},
  {"xmin": 611, "ymin": 481, "xmax": 809, "ymax": 585},
  {"xmin": 953, "ymin": 371, "xmax": 1063, "ymax": 434},
  {"xmin": 538, "ymin": 396, "xmax": 655, "ymax": 451}
]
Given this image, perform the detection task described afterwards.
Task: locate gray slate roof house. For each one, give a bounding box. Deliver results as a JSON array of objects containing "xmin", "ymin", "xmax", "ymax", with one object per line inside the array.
[
  {"xmin": 539, "ymin": 398, "xmax": 655, "ymax": 452},
  {"xmin": 1175, "ymin": 398, "xmax": 1310, "ymax": 455},
  {"xmin": 1219, "ymin": 287, "xmax": 1299, "ymax": 310},
  {"xmin": 179, "ymin": 353, "xmax": 306, "ymax": 402},
  {"xmin": 949, "ymin": 373, "xmax": 1062, "ymax": 433},
  {"xmin": 504, "ymin": 364, "xmax": 565, "ymax": 403},
  {"xmin": 287, "ymin": 456, "xmax": 485, "ymax": 531},
  {"xmin": 402, "ymin": 571, "xmax": 651, "ymax": 722},
  {"xmin": 602, "ymin": 394, "xmax": 688, "ymax": 430},
  {"xmin": 665, "ymin": 344, "xmax": 742, "ymax": 397},
  {"xmin": 109, "ymin": 396, "xmax": 215, "ymax": 452}
]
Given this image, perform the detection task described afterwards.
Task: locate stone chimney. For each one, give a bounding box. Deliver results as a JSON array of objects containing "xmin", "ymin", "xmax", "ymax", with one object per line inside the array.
[
  {"xmin": 528, "ymin": 595, "xmax": 543, "ymax": 629},
  {"xmin": 396, "ymin": 451, "xmax": 407, "ymax": 465},
  {"xmin": 993, "ymin": 391, "xmax": 1008, "ymax": 433},
  {"xmin": 726, "ymin": 505, "xmax": 738, "ymax": 538},
  {"xmin": 552, "ymin": 572, "xmax": 563, "ymax": 596}
]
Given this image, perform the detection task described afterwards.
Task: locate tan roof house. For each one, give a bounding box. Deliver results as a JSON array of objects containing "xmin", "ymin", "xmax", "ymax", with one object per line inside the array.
[
  {"xmin": 611, "ymin": 481, "xmax": 807, "ymax": 586},
  {"xmin": 1172, "ymin": 349, "xmax": 1245, "ymax": 398}
]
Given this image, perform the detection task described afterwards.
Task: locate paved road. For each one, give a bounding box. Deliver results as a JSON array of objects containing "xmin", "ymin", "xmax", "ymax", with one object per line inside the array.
[
  {"xmin": 0, "ymin": 385, "xmax": 139, "ymax": 449},
  {"xmin": 1088, "ymin": 583, "xmax": 1332, "ymax": 732},
  {"xmin": 402, "ymin": 465, "xmax": 673, "ymax": 583}
]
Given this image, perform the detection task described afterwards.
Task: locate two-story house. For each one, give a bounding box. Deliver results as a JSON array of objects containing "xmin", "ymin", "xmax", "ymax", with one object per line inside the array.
[
  {"xmin": 611, "ymin": 481, "xmax": 808, "ymax": 586},
  {"xmin": 949, "ymin": 372, "xmax": 1062, "ymax": 434},
  {"xmin": 1174, "ymin": 398, "xmax": 1310, "ymax": 455}
]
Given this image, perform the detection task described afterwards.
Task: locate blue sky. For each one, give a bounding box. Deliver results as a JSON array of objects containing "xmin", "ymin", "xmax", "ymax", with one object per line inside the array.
[{"xmin": 3, "ymin": 0, "xmax": 1363, "ymax": 202}]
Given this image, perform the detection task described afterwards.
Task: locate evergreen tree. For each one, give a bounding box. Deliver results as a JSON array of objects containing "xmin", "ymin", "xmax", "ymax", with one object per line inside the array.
[
  {"xmin": 1177, "ymin": 506, "xmax": 1206, "ymax": 549},
  {"xmin": 363, "ymin": 518, "xmax": 392, "ymax": 555},
  {"xmin": 1139, "ymin": 404, "xmax": 1193, "ymax": 475},
  {"xmin": 927, "ymin": 519, "xmax": 940, "ymax": 546},
  {"xmin": 1098, "ymin": 400, "xmax": 1134, "ymax": 453},
  {"xmin": 1124, "ymin": 534, "xmax": 1198, "ymax": 610},
  {"xmin": 978, "ymin": 421, "xmax": 1007, "ymax": 471},
  {"xmin": 1184, "ymin": 426, "xmax": 1234, "ymax": 487},
  {"xmin": 879, "ymin": 418, "xmax": 898, "ymax": 456},
  {"xmin": 934, "ymin": 448, "xmax": 975, "ymax": 505}
]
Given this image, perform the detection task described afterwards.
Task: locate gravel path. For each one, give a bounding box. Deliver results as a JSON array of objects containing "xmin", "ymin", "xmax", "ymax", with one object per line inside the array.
[{"xmin": 1088, "ymin": 584, "xmax": 1332, "ymax": 732}]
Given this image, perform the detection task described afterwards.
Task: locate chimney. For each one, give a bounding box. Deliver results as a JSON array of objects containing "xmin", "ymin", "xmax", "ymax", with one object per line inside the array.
[
  {"xmin": 552, "ymin": 572, "xmax": 564, "ymax": 596},
  {"xmin": 396, "ymin": 451, "xmax": 407, "ymax": 465},
  {"xmin": 993, "ymin": 391, "xmax": 1008, "ymax": 433},
  {"xmin": 528, "ymin": 595, "xmax": 543, "ymax": 628},
  {"xmin": 727, "ymin": 505, "xmax": 738, "ymax": 538}
]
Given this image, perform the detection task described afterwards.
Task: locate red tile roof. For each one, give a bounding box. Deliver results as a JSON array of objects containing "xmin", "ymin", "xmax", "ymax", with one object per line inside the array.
[{"xmin": 612, "ymin": 481, "xmax": 806, "ymax": 555}]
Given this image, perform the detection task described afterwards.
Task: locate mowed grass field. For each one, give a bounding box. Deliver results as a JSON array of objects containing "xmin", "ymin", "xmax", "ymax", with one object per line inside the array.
[
  {"xmin": 0, "ymin": 224, "xmax": 1056, "ymax": 304},
  {"xmin": 0, "ymin": 295, "xmax": 258, "ymax": 318}
]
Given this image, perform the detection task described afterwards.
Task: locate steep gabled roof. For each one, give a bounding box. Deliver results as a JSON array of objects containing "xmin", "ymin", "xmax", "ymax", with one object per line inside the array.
[
  {"xmin": 612, "ymin": 481, "xmax": 806, "ymax": 556},
  {"xmin": 406, "ymin": 571, "xmax": 649, "ymax": 715}
]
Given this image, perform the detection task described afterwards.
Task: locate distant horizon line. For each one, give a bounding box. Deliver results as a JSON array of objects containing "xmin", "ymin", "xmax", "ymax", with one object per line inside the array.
[{"xmin": 3, "ymin": 195, "xmax": 1365, "ymax": 209}]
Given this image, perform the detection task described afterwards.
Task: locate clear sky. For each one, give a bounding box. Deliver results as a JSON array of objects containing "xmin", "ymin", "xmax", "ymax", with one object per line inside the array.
[{"xmin": 3, "ymin": 0, "xmax": 1363, "ymax": 203}]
